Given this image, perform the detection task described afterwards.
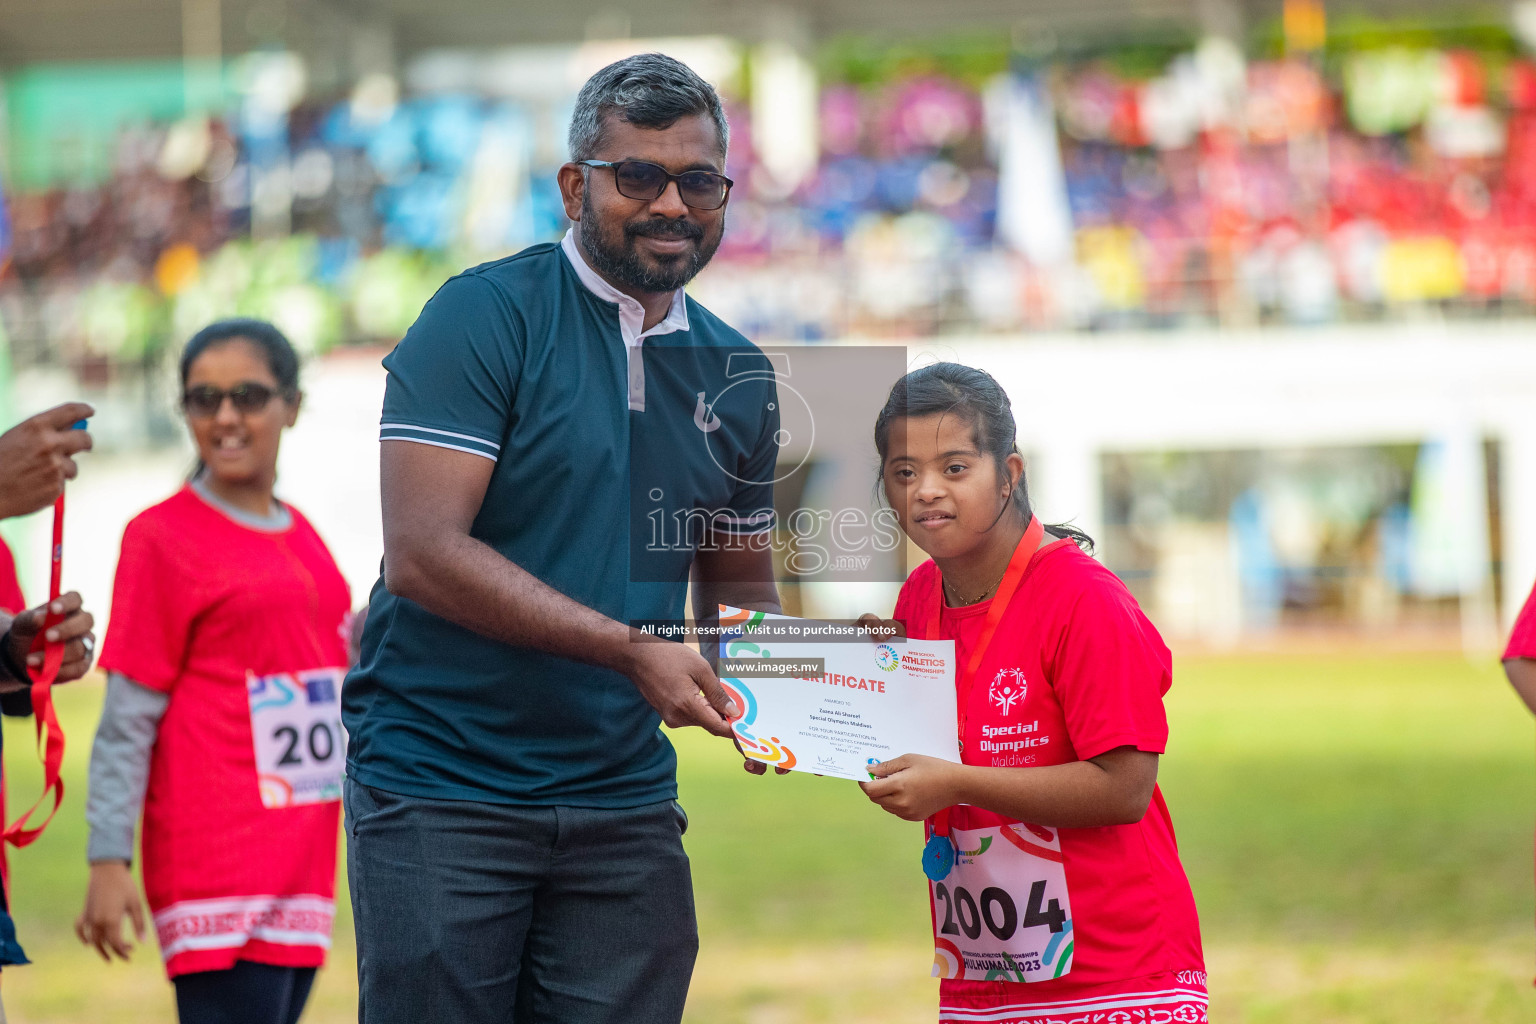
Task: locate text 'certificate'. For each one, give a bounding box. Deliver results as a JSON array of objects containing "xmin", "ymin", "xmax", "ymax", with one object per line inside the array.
[{"xmin": 716, "ymin": 605, "xmax": 959, "ymax": 781}]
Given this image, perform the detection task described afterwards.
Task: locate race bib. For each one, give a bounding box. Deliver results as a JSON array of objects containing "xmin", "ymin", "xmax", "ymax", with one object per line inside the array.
[
  {"xmin": 929, "ymin": 822, "xmax": 1074, "ymax": 983},
  {"xmin": 247, "ymin": 668, "xmax": 346, "ymax": 809}
]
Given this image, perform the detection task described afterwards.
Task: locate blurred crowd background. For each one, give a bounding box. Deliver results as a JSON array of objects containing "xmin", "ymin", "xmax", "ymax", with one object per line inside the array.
[
  {"xmin": 3, "ymin": 7, "xmax": 1536, "ymax": 1023},
  {"xmin": 12, "ymin": 10, "xmax": 1536, "ymax": 355},
  {"xmin": 1, "ymin": 0, "xmax": 1534, "ymax": 650}
]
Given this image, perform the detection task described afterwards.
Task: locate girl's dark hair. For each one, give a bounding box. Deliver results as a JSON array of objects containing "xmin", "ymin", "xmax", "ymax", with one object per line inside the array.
[
  {"xmin": 179, "ymin": 318, "xmax": 301, "ymax": 400},
  {"xmin": 873, "ymin": 362, "xmax": 1094, "ymax": 552}
]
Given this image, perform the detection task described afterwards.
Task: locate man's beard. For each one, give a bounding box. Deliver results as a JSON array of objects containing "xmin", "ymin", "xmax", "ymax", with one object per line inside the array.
[{"xmin": 579, "ymin": 192, "xmax": 723, "ymax": 293}]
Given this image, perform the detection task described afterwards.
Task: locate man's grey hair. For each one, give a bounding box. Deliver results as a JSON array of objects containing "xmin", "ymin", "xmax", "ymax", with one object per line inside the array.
[{"xmin": 568, "ymin": 53, "xmax": 730, "ymax": 163}]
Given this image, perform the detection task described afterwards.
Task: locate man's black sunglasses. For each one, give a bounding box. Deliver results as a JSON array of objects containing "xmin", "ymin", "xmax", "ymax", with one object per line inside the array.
[
  {"xmin": 182, "ymin": 382, "xmax": 287, "ymax": 418},
  {"xmin": 577, "ymin": 160, "xmax": 734, "ymax": 211}
]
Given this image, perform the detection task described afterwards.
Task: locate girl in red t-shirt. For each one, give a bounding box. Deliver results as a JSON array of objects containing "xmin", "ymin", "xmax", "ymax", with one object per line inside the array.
[
  {"xmin": 76, "ymin": 320, "xmax": 352, "ymax": 1024},
  {"xmin": 1504, "ymin": 581, "xmax": 1536, "ymax": 713},
  {"xmin": 857, "ymin": 362, "xmax": 1206, "ymax": 1024},
  {"xmin": 0, "ymin": 540, "xmax": 25, "ymax": 617},
  {"xmin": 1503, "ymin": 580, "xmax": 1536, "ymax": 985}
]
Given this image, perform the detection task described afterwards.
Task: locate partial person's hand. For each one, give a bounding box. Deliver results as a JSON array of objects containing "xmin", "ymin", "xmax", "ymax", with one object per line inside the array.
[
  {"xmin": 854, "ymin": 612, "xmax": 905, "ymax": 643},
  {"xmin": 860, "ymin": 753, "xmax": 963, "ymax": 821},
  {"xmin": 0, "ymin": 402, "xmax": 94, "ymax": 520},
  {"xmin": 75, "ymin": 861, "xmax": 146, "ymax": 962},
  {"xmin": 1, "ymin": 592, "xmax": 95, "ymax": 691},
  {"xmin": 627, "ymin": 637, "xmax": 739, "ymax": 738}
]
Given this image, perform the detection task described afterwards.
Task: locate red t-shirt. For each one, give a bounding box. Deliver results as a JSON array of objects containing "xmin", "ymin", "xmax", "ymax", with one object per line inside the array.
[
  {"xmin": 98, "ymin": 487, "xmax": 350, "ymax": 978},
  {"xmin": 895, "ymin": 540, "xmax": 1206, "ymax": 1019},
  {"xmin": 0, "ymin": 538, "xmax": 24, "ymax": 616},
  {"xmin": 1505, "ymin": 581, "xmax": 1536, "ymax": 661}
]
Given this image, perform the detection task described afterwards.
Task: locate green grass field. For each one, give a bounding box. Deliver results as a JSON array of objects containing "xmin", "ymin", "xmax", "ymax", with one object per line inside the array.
[{"xmin": 0, "ymin": 653, "xmax": 1532, "ymax": 1023}]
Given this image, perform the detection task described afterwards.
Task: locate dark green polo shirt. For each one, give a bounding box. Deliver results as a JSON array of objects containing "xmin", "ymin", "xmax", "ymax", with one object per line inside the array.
[{"xmin": 343, "ymin": 242, "xmax": 778, "ymax": 807}]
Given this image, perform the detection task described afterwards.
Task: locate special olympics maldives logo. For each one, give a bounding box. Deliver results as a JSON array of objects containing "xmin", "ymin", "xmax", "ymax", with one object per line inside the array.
[
  {"xmin": 874, "ymin": 644, "xmax": 899, "ymax": 671},
  {"xmin": 989, "ymin": 668, "xmax": 1027, "ymax": 715}
]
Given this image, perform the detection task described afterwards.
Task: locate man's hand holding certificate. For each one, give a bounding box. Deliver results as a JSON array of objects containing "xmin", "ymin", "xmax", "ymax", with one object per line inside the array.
[{"xmin": 716, "ymin": 605, "xmax": 959, "ymax": 781}]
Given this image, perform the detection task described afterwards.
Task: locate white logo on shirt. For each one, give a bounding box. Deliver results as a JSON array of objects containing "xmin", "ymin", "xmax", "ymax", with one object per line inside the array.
[{"xmin": 989, "ymin": 668, "xmax": 1028, "ymax": 715}]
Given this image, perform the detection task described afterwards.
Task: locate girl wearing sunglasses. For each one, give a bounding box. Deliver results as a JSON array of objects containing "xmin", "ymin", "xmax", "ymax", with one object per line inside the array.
[{"xmin": 77, "ymin": 319, "xmax": 353, "ymax": 1024}]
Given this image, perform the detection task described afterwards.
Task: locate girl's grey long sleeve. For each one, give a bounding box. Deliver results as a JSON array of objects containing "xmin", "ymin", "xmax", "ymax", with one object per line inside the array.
[{"xmin": 85, "ymin": 672, "xmax": 170, "ymax": 863}]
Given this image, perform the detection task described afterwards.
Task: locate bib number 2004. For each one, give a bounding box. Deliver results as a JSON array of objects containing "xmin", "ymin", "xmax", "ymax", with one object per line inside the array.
[
  {"xmin": 248, "ymin": 668, "xmax": 347, "ymax": 809},
  {"xmin": 929, "ymin": 824, "xmax": 1074, "ymax": 983}
]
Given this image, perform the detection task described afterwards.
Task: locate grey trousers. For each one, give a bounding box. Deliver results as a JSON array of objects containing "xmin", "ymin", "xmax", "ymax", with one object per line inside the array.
[{"xmin": 345, "ymin": 779, "xmax": 699, "ymax": 1024}]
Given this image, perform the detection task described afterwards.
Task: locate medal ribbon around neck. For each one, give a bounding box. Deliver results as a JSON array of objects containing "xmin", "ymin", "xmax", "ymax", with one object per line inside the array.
[{"xmin": 920, "ymin": 515, "xmax": 1044, "ymax": 870}]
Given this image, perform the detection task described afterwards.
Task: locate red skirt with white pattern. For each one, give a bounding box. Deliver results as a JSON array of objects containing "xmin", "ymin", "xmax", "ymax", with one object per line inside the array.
[{"xmin": 938, "ymin": 970, "xmax": 1208, "ymax": 1024}]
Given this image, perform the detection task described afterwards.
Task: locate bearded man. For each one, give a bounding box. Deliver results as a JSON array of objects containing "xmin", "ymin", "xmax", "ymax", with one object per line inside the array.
[{"xmin": 343, "ymin": 53, "xmax": 781, "ymax": 1024}]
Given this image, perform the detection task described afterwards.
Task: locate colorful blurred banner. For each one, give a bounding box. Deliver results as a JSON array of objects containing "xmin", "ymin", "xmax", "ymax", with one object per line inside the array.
[
  {"xmin": 1408, "ymin": 428, "xmax": 1491, "ymax": 600},
  {"xmin": 992, "ymin": 72, "xmax": 1073, "ymax": 268},
  {"xmin": 1283, "ymin": 0, "xmax": 1327, "ymax": 54}
]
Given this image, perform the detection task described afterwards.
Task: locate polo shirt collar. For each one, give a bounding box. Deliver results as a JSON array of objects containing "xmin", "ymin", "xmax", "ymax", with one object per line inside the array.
[{"xmin": 561, "ymin": 229, "xmax": 689, "ymax": 347}]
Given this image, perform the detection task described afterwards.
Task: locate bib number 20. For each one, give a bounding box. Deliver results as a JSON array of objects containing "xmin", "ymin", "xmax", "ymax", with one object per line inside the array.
[
  {"xmin": 273, "ymin": 720, "xmax": 343, "ymax": 767},
  {"xmin": 249, "ymin": 667, "xmax": 347, "ymax": 809}
]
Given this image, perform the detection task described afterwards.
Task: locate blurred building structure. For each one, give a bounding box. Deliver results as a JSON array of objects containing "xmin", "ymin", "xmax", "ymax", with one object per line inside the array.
[{"xmin": 0, "ymin": 0, "xmax": 1533, "ymax": 646}]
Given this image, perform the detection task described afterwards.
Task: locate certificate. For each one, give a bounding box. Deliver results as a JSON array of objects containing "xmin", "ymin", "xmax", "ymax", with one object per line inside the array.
[{"xmin": 716, "ymin": 605, "xmax": 959, "ymax": 781}]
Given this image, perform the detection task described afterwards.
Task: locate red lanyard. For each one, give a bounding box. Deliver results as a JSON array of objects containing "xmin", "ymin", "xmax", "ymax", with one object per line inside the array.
[
  {"xmin": 922, "ymin": 515, "xmax": 1044, "ymax": 839},
  {"xmin": 4, "ymin": 492, "xmax": 69, "ymax": 858}
]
